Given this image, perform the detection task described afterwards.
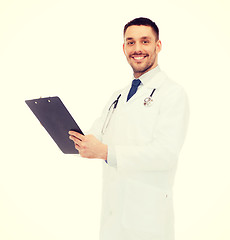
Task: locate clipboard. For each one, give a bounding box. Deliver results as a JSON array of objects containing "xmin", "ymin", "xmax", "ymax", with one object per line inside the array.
[{"xmin": 25, "ymin": 96, "xmax": 84, "ymax": 154}]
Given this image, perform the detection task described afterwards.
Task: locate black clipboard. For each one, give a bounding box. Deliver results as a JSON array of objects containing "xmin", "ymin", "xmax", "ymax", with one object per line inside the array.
[{"xmin": 25, "ymin": 96, "xmax": 84, "ymax": 154}]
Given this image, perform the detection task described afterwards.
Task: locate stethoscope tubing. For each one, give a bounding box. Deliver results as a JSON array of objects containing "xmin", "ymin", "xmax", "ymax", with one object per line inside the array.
[
  {"xmin": 101, "ymin": 89, "xmax": 156, "ymax": 134},
  {"xmin": 101, "ymin": 94, "xmax": 121, "ymax": 134}
]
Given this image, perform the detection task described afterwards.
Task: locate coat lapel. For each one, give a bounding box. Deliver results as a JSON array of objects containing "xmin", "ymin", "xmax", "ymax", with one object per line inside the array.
[{"xmin": 127, "ymin": 70, "xmax": 167, "ymax": 103}]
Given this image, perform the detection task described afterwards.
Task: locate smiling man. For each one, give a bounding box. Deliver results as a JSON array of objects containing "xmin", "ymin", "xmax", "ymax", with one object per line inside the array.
[
  {"xmin": 123, "ymin": 21, "xmax": 161, "ymax": 78},
  {"xmin": 69, "ymin": 17, "xmax": 189, "ymax": 240}
]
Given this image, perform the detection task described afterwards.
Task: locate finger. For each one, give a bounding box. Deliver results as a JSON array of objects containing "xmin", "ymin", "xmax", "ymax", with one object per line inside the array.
[
  {"xmin": 74, "ymin": 143, "xmax": 80, "ymax": 151},
  {"xmin": 69, "ymin": 137, "xmax": 81, "ymax": 151},
  {"xmin": 68, "ymin": 131, "xmax": 84, "ymax": 140},
  {"xmin": 69, "ymin": 135, "xmax": 82, "ymax": 146}
]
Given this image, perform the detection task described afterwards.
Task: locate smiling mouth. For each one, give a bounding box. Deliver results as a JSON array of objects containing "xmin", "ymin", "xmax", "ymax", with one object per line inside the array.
[{"xmin": 132, "ymin": 55, "xmax": 147, "ymax": 61}]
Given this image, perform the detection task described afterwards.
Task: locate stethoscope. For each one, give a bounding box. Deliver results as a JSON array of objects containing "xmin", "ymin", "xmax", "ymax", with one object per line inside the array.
[
  {"xmin": 101, "ymin": 88, "xmax": 156, "ymax": 134},
  {"xmin": 144, "ymin": 88, "xmax": 156, "ymax": 106}
]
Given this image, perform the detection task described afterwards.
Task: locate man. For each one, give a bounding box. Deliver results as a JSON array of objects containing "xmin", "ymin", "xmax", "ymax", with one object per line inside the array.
[{"xmin": 69, "ymin": 17, "xmax": 189, "ymax": 240}]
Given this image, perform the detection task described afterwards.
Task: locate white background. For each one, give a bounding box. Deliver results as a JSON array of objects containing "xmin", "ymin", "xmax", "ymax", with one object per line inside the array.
[{"xmin": 0, "ymin": 0, "xmax": 230, "ymax": 239}]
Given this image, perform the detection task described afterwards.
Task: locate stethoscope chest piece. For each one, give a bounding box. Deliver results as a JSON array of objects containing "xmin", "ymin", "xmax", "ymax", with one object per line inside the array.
[
  {"xmin": 144, "ymin": 97, "xmax": 153, "ymax": 106},
  {"xmin": 144, "ymin": 88, "xmax": 156, "ymax": 107}
]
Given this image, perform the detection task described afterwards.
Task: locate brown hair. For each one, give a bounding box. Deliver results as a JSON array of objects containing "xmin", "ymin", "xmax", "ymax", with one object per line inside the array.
[{"xmin": 124, "ymin": 17, "xmax": 159, "ymax": 40}]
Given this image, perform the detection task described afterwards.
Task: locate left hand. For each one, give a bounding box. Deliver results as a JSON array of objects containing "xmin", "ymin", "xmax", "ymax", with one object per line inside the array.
[{"xmin": 68, "ymin": 131, "xmax": 108, "ymax": 160}]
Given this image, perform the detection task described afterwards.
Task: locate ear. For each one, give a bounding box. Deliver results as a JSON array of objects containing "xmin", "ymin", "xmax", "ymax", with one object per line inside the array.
[
  {"xmin": 156, "ymin": 40, "xmax": 162, "ymax": 54},
  {"xmin": 123, "ymin": 43, "xmax": 126, "ymax": 55}
]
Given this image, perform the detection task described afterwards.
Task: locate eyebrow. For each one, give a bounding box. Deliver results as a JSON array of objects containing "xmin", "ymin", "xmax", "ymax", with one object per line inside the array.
[
  {"xmin": 125, "ymin": 36, "xmax": 151, "ymax": 41},
  {"xmin": 125, "ymin": 37, "xmax": 134, "ymax": 41}
]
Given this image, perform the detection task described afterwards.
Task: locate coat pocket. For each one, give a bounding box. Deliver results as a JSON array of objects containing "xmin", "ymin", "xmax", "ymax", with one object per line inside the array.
[{"xmin": 121, "ymin": 180, "xmax": 173, "ymax": 234}]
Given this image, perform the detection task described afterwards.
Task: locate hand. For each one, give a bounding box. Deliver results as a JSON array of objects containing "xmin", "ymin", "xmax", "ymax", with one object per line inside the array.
[{"xmin": 68, "ymin": 131, "xmax": 108, "ymax": 160}]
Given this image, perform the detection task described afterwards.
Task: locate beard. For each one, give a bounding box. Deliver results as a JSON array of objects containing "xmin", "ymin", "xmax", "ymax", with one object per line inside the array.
[
  {"xmin": 131, "ymin": 55, "xmax": 156, "ymax": 76},
  {"xmin": 132, "ymin": 61, "xmax": 154, "ymax": 75},
  {"xmin": 129, "ymin": 48, "xmax": 157, "ymax": 77}
]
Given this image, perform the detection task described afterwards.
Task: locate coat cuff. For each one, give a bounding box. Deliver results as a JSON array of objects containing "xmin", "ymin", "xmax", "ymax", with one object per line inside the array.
[{"xmin": 106, "ymin": 145, "xmax": 117, "ymax": 167}]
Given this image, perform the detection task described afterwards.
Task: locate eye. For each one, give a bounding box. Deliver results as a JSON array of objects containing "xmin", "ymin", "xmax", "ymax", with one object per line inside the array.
[
  {"xmin": 127, "ymin": 41, "xmax": 134, "ymax": 45},
  {"xmin": 143, "ymin": 40, "xmax": 150, "ymax": 44}
]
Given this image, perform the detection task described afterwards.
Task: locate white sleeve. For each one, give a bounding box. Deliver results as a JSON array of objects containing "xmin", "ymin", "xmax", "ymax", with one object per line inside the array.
[
  {"xmin": 115, "ymin": 87, "xmax": 189, "ymax": 172},
  {"xmin": 107, "ymin": 145, "xmax": 117, "ymax": 167}
]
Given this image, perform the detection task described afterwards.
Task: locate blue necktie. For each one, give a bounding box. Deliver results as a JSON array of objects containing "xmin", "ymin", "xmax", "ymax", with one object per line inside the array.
[{"xmin": 127, "ymin": 79, "xmax": 141, "ymax": 101}]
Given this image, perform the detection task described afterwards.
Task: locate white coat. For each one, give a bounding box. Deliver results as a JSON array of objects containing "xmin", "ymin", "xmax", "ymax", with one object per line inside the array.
[{"xmin": 89, "ymin": 68, "xmax": 189, "ymax": 240}]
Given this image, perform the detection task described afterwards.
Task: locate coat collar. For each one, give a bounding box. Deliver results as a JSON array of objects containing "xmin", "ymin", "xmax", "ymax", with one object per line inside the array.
[
  {"xmin": 119, "ymin": 66, "xmax": 168, "ymax": 104},
  {"xmin": 139, "ymin": 66, "xmax": 167, "ymax": 89}
]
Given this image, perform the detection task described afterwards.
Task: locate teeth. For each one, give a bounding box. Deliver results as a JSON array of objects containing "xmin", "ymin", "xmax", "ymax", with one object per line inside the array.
[{"xmin": 133, "ymin": 56, "xmax": 145, "ymax": 60}]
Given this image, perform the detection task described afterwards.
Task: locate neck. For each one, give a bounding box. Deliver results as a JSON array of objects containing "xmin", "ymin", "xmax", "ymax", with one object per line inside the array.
[{"xmin": 134, "ymin": 63, "xmax": 158, "ymax": 78}]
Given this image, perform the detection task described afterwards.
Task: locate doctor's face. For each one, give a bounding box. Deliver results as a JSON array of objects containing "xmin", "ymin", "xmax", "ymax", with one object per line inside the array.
[{"xmin": 123, "ymin": 25, "xmax": 162, "ymax": 78}]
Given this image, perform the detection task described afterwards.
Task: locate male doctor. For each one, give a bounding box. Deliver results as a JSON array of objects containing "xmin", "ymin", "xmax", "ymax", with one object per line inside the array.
[{"xmin": 69, "ymin": 17, "xmax": 189, "ymax": 240}]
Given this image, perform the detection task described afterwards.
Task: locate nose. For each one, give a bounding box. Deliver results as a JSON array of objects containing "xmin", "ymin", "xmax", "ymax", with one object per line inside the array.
[{"xmin": 133, "ymin": 42, "xmax": 143, "ymax": 53}]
